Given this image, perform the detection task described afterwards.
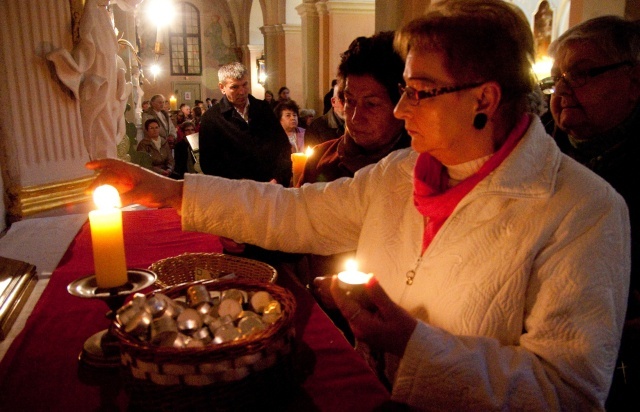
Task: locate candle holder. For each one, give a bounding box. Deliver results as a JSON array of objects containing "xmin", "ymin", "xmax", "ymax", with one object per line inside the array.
[
  {"xmin": 67, "ymin": 269, "xmax": 157, "ymax": 368},
  {"xmin": 337, "ymin": 271, "xmax": 375, "ymax": 311}
]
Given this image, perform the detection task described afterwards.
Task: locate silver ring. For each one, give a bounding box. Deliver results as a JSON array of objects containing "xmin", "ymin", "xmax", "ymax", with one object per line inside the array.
[{"xmin": 349, "ymin": 308, "xmax": 362, "ymax": 322}]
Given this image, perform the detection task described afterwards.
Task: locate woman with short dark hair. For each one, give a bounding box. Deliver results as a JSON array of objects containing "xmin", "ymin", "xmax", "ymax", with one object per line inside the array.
[{"xmin": 136, "ymin": 118, "xmax": 174, "ymax": 177}]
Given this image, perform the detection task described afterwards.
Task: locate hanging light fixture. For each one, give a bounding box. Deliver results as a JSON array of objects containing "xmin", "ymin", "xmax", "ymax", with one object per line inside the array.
[
  {"xmin": 146, "ymin": 0, "xmax": 175, "ymax": 80},
  {"xmin": 256, "ymin": 54, "xmax": 267, "ymax": 86}
]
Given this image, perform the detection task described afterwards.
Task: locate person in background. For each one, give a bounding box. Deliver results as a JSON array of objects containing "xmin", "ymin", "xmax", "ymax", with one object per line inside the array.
[
  {"xmin": 174, "ymin": 121, "xmax": 197, "ymax": 179},
  {"xmin": 323, "ymin": 79, "xmax": 338, "ymax": 114},
  {"xmin": 141, "ymin": 100, "xmax": 150, "ymax": 111},
  {"xmin": 205, "ymin": 97, "xmax": 213, "ymax": 109},
  {"xmin": 176, "ymin": 103, "xmax": 193, "ymax": 125},
  {"xmin": 198, "ymin": 62, "xmax": 292, "ymax": 185},
  {"xmin": 299, "ymin": 109, "xmax": 316, "ymax": 129},
  {"xmin": 276, "ymin": 100, "xmax": 305, "ymax": 153},
  {"xmin": 194, "ymin": 99, "xmax": 206, "ymax": 111},
  {"xmin": 264, "ymin": 90, "xmax": 277, "ymax": 110},
  {"xmin": 305, "ymin": 79, "xmax": 346, "ymax": 148},
  {"xmin": 192, "ymin": 106, "xmax": 203, "ymax": 129},
  {"xmin": 142, "ymin": 94, "xmax": 177, "ymax": 152},
  {"xmin": 547, "ymin": 16, "xmax": 640, "ymax": 410},
  {"xmin": 276, "ymin": 86, "xmax": 290, "ymax": 105},
  {"xmin": 300, "ymin": 31, "xmax": 410, "ymax": 186},
  {"xmin": 87, "ymin": 1, "xmax": 630, "ymax": 408},
  {"xmin": 136, "ymin": 118, "xmax": 175, "ymax": 177}
]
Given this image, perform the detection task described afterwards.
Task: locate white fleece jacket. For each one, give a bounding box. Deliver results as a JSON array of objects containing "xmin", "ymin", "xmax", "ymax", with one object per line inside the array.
[{"xmin": 182, "ymin": 117, "xmax": 630, "ymax": 411}]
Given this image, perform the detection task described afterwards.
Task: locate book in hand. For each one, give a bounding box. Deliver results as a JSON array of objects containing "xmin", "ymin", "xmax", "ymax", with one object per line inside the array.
[{"xmin": 0, "ymin": 255, "xmax": 38, "ymax": 340}]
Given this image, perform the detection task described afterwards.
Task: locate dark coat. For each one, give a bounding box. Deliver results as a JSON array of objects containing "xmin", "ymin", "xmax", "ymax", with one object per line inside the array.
[
  {"xmin": 304, "ymin": 108, "xmax": 345, "ymax": 149},
  {"xmin": 300, "ymin": 130, "xmax": 411, "ymax": 185},
  {"xmin": 198, "ymin": 95, "xmax": 292, "ymax": 185}
]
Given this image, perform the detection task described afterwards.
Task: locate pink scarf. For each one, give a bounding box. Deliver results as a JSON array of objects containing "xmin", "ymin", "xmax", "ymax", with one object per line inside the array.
[{"xmin": 414, "ymin": 114, "xmax": 531, "ymax": 253}]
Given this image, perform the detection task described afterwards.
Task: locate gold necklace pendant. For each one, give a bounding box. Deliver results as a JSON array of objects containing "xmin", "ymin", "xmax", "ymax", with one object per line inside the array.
[
  {"xmin": 405, "ymin": 270, "xmax": 416, "ymax": 285},
  {"xmin": 405, "ymin": 256, "xmax": 423, "ymax": 286}
]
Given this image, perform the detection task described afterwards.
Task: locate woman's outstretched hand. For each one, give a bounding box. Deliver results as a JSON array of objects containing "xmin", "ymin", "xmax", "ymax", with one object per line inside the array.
[
  {"xmin": 330, "ymin": 276, "xmax": 417, "ymax": 357},
  {"xmin": 86, "ymin": 158, "xmax": 184, "ymax": 210}
]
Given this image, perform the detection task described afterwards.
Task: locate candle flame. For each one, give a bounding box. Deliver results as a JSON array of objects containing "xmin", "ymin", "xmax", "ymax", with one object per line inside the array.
[
  {"xmin": 93, "ymin": 185, "xmax": 122, "ymax": 210},
  {"xmin": 305, "ymin": 146, "xmax": 314, "ymax": 157},
  {"xmin": 345, "ymin": 259, "xmax": 358, "ymax": 272}
]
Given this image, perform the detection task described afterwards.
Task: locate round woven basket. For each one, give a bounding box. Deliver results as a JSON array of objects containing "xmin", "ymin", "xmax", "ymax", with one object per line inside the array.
[
  {"xmin": 113, "ymin": 278, "xmax": 297, "ymax": 411},
  {"xmin": 150, "ymin": 252, "xmax": 277, "ymax": 288}
]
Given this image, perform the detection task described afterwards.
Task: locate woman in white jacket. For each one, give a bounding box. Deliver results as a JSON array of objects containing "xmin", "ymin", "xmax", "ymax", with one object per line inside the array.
[{"xmin": 87, "ymin": 0, "xmax": 630, "ymax": 409}]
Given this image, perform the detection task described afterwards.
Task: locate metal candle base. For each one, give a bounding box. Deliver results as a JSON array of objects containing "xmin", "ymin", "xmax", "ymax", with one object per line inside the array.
[
  {"xmin": 67, "ymin": 269, "xmax": 157, "ymax": 368},
  {"xmin": 337, "ymin": 271, "xmax": 375, "ymax": 311}
]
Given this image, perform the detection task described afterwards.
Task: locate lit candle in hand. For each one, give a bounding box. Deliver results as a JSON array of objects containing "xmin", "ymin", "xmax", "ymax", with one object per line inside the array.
[
  {"xmin": 169, "ymin": 95, "xmax": 177, "ymax": 111},
  {"xmin": 89, "ymin": 185, "xmax": 128, "ymax": 289},
  {"xmin": 337, "ymin": 259, "xmax": 374, "ymax": 309},
  {"xmin": 291, "ymin": 146, "xmax": 313, "ymax": 187}
]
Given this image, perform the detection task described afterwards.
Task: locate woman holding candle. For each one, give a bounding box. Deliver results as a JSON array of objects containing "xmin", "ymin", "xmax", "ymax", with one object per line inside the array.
[{"xmin": 87, "ymin": 0, "xmax": 630, "ymax": 409}]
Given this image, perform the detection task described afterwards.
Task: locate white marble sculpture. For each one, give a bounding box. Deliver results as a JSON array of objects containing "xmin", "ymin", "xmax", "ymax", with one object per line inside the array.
[{"xmin": 46, "ymin": 0, "xmax": 132, "ymax": 160}]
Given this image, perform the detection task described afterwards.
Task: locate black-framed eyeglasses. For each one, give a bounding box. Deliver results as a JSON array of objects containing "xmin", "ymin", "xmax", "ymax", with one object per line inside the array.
[
  {"xmin": 550, "ymin": 60, "xmax": 635, "ymax": 90},
  {"xmin": 398, "ymin": 82, "xmax": 485, "ymax": 106}
]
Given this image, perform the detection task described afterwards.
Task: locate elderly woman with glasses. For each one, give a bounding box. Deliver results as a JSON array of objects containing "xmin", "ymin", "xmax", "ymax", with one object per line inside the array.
[
  {"xmin": 547, "ymin": 16, "xmax": 640, "ymax": 410},
  {"xmin": 87, "ymin": 1, "xmax": 629, "ymax": 409}
]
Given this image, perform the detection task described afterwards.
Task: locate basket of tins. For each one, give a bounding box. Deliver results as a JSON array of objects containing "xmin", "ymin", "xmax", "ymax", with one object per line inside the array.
[{"xmin": 112, "ymin": 278, "xmax": 297, "ymax": 411}]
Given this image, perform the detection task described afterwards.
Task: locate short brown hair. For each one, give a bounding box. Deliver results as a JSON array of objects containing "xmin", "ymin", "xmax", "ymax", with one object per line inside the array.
[
  {"xmin": 395, "ymin": 0, "xmax": 535, "ymax": 111},
  {"xmin": 274, "ymin": 100, "xmax": 300, "ymax": 120}
]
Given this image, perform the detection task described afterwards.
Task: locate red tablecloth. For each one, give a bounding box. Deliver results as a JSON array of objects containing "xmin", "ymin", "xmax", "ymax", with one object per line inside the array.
[{"xmin": 0, "ymin": 208, "xmax": 390, "ymax": 411}]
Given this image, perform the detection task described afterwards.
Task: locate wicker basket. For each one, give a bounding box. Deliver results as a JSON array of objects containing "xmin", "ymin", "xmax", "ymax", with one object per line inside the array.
[
  {"xmin": 113, "ymin": 278, "xmax": 297, "ymax": 411},
  {"xmin": 150, "ymin": 252, "xmax": 277, "ymax": 288}
]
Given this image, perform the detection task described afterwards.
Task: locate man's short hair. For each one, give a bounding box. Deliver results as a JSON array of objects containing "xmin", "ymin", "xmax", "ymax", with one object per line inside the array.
[
  {"xmin": 549, "ymin": 16, "xmax": 640, "ymax": 64},
  {"xmin": 218, "ymin": 62, "xmax": 248, "ymax": 84}
]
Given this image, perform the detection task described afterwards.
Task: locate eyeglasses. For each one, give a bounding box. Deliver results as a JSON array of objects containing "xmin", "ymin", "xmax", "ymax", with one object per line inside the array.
[
  {"xmin": 398, "ymin": 82, "xmax": 484, "ymax": 106},
  {"xmin": 550, "ymin": 61, "xmax": 634, "ymax": 90}
]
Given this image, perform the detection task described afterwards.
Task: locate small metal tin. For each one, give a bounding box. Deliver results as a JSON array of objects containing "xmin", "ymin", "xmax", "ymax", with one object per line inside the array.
[
  {"xmin": 131, "ymin": 292, "xmax": 147, "ymax": 308},
  {"xmin": 192, "ymin": 326, "xmax": 212, "ymax": 344},
  {"xmin": 124, "ymin": 309, "xmax": 153, "ymax": 339},
  {"xmin": 238, "ymin": 316, "xmax": 266, "ymax": 337},
  {"xmin": 116, "ymin": 303, "xmax": 141, "ymax": 326},
  {"xmin": 250, "ymin": 291, "xmax": 273, "ymax": 314},
  {"xmin": 176, "ymin": 308, "xmax": 203, "ymax": 334},
  {"xmin": 195, "ymin": 301, "xmax": 212, "ymax": 317},
  {"xmin": 218, "ymin": 298, "xmax": 242, "ymax": 319},
  {"xmin": 187, "ymin": 284, "xmax": 211, "ymax": 307},
  {"xmin": 150, "ymin": 314, "xmax": 179, "ymax": 345},
  {"xmin": 262, "ymin": 301, "xmax": 282, "ymax": 324},
  {"xmin": 213, "ymin": 324, "xmax": 241, "ymax": 344},
  {"xmin": 221, "ymin": 289, "xmax": 245, "ymax": 305},
  {"xmin": 146, "ymin": 295, "xmax": 168, "ymax": 318}
]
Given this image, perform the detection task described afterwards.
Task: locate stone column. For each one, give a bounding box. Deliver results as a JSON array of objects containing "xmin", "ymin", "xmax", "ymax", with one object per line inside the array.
[
  {"xmin": 246, "ymin": 44, "xmax": 266, "ymax": 99},
  {"xmin": 296, "ymin": 2, "xmax": 321, "ymax": 113},
  {"xmin": 260, "ymin": 24, "xmax": 286, "ymax": 94}
]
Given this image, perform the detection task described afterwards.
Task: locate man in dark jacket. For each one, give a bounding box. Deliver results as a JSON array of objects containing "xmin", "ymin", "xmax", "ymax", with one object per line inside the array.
[
  {"xmin": 548, "ymin": 16, "xmax": 640, "ymax": 410},
  {"xmin": 198, "ymin": 62, "xmax": 292, "ymax": 185},
  {"xmin": 305, "ymin": 81, "xmax": 345, "ymax": 148}
]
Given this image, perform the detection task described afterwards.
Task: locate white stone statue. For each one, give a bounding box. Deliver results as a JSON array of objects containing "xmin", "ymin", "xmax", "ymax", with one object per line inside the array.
[{"xmin": 46, "ymin": 0, "xmax": 132, "ymax": 160}]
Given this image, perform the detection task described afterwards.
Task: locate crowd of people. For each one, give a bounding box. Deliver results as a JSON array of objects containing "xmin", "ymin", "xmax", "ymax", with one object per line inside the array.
[{"xmin": 92, "ymin": 0, "xmax": 637, "ymax": 409}]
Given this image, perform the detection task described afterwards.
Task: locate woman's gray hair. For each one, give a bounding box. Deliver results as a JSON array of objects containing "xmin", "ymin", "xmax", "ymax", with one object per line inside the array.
[
  {"xmin": 549, "ymin": 16, "xmax": 640, "ymax": 63},
  {"xmin": 218, "ymin": 62, "xmax": 248, "ymax": 83},
  {"xmin": 299, "ymin": 109, "xmax": 316, "ymax": 118}
]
